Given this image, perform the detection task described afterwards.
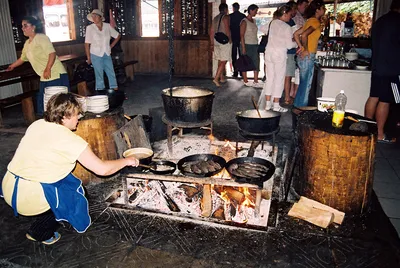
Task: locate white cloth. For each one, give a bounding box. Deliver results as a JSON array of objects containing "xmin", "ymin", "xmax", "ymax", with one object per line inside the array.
[
  {"xmin": 85, "ymin": 23, "xmax": 119, "ymax": 57},
  {"xmin": 241, "ymin": 18, "xmax": 258, "ymax": 45},
  {"xmin": 293, "ymin": 11, "xmax": 305, "ymax": 28}
]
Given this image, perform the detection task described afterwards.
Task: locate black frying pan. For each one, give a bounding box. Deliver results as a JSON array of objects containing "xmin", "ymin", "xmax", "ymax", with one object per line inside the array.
[
  {"xmin": 225, "ymin": 157, "xmax": 275, "ymax": 187},
  {"xmin": 177, "ymin": 154, "xmax": 226, "ymax": 177},
  {"xmin": 148, "ymin": 160, "xmax": 176, "ymax": 175}
]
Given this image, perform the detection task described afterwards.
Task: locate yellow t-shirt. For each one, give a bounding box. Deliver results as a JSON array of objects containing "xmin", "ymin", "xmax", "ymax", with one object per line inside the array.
[
  {"xmin": 21, "ymin": 34, "xmax": 66, "ymax": 81},
  {"xmin": 303, "ymin": 18, "xmax": 321, "ymax": 53},
  {"xmin": 2, "ymin": 119, "xmax": 88, "ymax": 216}
]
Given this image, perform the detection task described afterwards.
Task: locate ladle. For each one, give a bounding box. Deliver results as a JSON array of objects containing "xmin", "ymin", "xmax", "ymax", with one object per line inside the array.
[{"xmin": 251, "ymin": 96, "xmax": 262, "ymax": 118}]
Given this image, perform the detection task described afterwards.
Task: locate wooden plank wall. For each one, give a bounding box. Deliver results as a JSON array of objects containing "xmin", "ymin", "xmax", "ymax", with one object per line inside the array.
[
  {"xmin": 120, "ymin": 39, "xmax": 211, "ymax": 77},
  {"xmin": 47, "ymin": 39, "xmax": 211, "ymax": 77}
]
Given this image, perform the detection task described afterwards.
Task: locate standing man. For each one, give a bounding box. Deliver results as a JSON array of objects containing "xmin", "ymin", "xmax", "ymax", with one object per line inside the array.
[
  {"xmin": 230, "ymin": 2, "xmax": 245, "ymax": 78},
  {"xmin": 210, "ymin": 3, "xmax": 232, "ymax": 87},
  {"xmin": 364, "ymin": 0, "xmax": 400, "ymax": 143}
]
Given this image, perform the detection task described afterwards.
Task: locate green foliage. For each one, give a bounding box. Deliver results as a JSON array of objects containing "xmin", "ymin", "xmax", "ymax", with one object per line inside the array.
[{"xmin": 326, "ymin": 0, "xmax": 373, "ymax": 14}]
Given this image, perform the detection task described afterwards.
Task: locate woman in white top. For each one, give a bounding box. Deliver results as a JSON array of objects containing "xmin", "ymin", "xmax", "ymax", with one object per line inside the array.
[
  {"xmin": 240, "ymin": 4, "xmax": 263, "ymax": 88},
  {"xmin": 85, "ymin": 9, "xmax": 121, "ymax": 91},
  {"xmin": 258, "ymin": 5, "xmax": 296, "ymax": 112}
]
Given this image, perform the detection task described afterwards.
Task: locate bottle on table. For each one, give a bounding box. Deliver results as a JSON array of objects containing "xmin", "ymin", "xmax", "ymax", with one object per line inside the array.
[{"xmin": 332, "ymin": 90, "xmax": 347, "ymax": 128}]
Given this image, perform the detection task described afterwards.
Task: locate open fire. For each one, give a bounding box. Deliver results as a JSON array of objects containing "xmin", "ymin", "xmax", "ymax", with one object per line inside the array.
[{"xmin": 112, "ymin": 134, "xmax": 276, "ymax": 229}]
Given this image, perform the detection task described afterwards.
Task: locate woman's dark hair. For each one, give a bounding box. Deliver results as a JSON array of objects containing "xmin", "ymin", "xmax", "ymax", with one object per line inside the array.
[
  {"xmin": 286, "ymin": 1, "xmax": 297, "ymax": 9},
  {"xmin": 304, "ymin": 0, "xmax": 325, "ymax": 19},
  {"xmin": 391, "ymin": 0, "xmax": 400, "ymax": 10},
  {"xmin": 275, "ymin": 5, "xmax": 293, "ymax": 18},
  {"xmin": 246, "ymin": 4, "xmax": 259, "ymax": 13},
  {"xmin": 22, "ymin": 16, "xmax": 44, "ymax": 33},
  {"xmin": 44, "ymin": 92, "xmax": 82, "ymax": 124},
  {"xmin": 219, "ymin": 3, "xmax": 228, "ymax": 13}
]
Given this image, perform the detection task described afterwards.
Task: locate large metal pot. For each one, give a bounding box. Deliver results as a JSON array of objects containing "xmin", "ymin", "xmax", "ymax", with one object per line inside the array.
[
  {"xmin": 162, "ymin": 86, "xmax": 214, "ymax": 124},
  {"xmin": 236, "ymin": 109, "xmax": 281, "ymax": 134}
]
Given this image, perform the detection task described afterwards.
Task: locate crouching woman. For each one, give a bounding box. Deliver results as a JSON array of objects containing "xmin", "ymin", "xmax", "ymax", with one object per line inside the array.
[{"xmin": 0, "ymin": 93, "xmax": 139, "ymax": 245}]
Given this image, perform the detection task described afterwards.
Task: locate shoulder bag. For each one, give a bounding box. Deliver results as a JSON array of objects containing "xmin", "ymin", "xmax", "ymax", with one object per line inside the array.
[{"xmin": 257, "ymin": 20, "xmax": 273, "ymax": 53}]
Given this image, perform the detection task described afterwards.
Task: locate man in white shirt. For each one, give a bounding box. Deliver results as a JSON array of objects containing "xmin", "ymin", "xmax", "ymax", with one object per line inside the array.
[{"xmin": 293, "ymin": 0, "xmax": 308, "ymax": 28}]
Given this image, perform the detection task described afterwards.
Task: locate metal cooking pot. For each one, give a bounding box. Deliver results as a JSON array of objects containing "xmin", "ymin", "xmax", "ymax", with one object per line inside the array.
[
  {"xmin": 95, "ymin": 89, "xmax": 125, "ymax": 109},
  {"xmin": 162, "ymin": 86, "xmax": 214, "ymax": 124},
  {"xmin": 236, "ymin": 109, "xmax": 281, "ymax": 134}
]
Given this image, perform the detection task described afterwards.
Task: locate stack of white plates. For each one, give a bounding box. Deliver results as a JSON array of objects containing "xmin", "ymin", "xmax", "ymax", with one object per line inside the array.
[
  {"xmin": 44, "ymin": 86, "xmax": 68, "ymax": 111},
  {"xmin": 86, "ymin": 96, "xmax": 109, "ymax": 113},
  {"xmin": 76, "ymin": 96, "xmax": 87, "ymax": 112}
]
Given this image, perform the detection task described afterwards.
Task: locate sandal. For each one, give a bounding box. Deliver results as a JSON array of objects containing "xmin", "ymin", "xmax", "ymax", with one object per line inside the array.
[
  {"xmin": 26, "ymin": 232, "xmax": 61, "ymax": 245},
  {"xmin": 378, "ymin": 135, "xmax": 396, "ymax": 144},
  {"xmin": 212, "ymin": 79, "xmax": 221, "ymax": 87}
]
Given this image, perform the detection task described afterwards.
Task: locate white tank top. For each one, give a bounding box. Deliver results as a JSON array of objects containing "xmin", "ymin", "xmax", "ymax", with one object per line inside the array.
[{"xmin": 242, "ymin": 18, "xmax": 258, "ymax": 45}]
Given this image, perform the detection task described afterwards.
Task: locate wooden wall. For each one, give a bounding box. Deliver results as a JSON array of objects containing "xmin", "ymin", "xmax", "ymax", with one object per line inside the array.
[
  {"xmin": 121, "ymin": 39, "xmax": 211, "ymax": 77},
  {"xmin": 48, "ymin": 38, "xmax": 211, "ymax": 77}
]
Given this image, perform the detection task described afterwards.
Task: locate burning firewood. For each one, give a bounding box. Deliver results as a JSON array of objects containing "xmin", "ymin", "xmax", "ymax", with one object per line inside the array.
[
  {"xmin": 201, "ymin": 184, "xmax": 212, "ymax": 217},
  {"xmin": 212, "ymin": 206, "xmax": 225, "ymax": 220},
  {"xmin": 178, "ymin": 184, "xmax": 200, "ymax": 201},
  {"xmin": 224, "ymin": 188, "xmax": 245, "ymax": 205}
]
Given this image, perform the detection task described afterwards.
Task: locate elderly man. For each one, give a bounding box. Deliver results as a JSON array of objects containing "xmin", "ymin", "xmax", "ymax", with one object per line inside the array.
[{"xmin": 364, "ymin": 0, "xmax": 400, "ymax": 143}]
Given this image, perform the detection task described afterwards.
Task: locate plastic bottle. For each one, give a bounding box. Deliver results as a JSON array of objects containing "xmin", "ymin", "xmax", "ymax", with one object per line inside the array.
[{"xmin": 332, "ymin": 90, "xmax": 347, "ymax": 128}]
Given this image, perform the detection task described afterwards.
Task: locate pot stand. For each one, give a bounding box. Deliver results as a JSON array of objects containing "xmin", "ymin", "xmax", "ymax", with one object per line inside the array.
[
  {"xmin": 237, "ymin": 127, "xmax": 280, "ymax": 157},
  {"xmin": 162, "ymin": 115, "xmax": 213, "ymax": 154}
]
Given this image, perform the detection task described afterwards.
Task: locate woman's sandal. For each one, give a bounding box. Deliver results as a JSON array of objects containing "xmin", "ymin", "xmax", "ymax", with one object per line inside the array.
[
  {"xmin": 213, "ymin": 79, "xmax": 221, "ymax": 87},
  {"xmin": 26, "ymin": 232, "xmax": 61, "ymax": 245},
  {"xmin": 378, "ymin": 134, "xmax": 396, "ymax": 144}
]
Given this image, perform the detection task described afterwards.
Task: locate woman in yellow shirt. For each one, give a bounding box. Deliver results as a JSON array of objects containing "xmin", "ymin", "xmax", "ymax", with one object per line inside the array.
[
  {"xmin": 7, "ymin": 16, "xmax": 69, "ymax": 116},
  {"xmin": 1, "ymin": 93, "xmax": 139, "ymax": 245},
  {"xmin": 293, "ymin": 0, "xmax": 326, "ymax": 107}
]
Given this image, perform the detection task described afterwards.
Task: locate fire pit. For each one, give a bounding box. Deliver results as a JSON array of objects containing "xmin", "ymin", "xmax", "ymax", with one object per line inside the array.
[{"xmin": 111, "ymin": 135, "xmax": 277, "ymax": 229}]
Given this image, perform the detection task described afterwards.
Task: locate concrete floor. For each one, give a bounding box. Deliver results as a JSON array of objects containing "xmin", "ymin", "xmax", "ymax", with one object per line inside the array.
[{"xmin": 0, "ymin": 75, "xmax": 400, "ymax": 267}]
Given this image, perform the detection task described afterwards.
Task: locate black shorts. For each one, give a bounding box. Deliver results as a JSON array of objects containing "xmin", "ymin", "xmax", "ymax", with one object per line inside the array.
[{"xmin": 370, "ymin": 74, "xmax": 400, "ymax": 103}]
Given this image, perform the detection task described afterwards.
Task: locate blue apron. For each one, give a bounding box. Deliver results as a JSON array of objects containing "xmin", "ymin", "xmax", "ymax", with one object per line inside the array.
[{"xmin": 3, "ymin": 171, "xmax": 91, "ymax": 233}]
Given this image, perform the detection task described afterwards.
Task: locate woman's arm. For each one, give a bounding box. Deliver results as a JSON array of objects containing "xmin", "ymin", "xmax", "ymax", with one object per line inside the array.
[
  {"xmin": 77, "ymin": 146, "xmax": 139, "ymax": 176},
  {"xmin": 84, "ymin": 43, "xmax": 91, "ymax": 64},
  {"xmin": 43, "ymin": 52, "xmax": 56, "ymax": 79},
  {"xmin": 223, "ymin": 16, "xmax": 232, "ymax": 43},
  {"xmin": 293, "ymin": 27, "xmax": 304, "ymax": 50},
  {"xmin": 240, "ymin": 20, "xmax": 247, "ymax": 54},
  {"xmin": 6, "ymin": 58, "xmax": 25, "ymax": 71},
  {"xmin": 297, "ymin": 26, "xmax": 315, "ymax": 58}
]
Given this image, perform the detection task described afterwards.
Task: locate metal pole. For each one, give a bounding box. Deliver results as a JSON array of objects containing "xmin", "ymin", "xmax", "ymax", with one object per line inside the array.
[{"xmin": 167, "ymin": 0, "xmax": 174, "ymax": 96}]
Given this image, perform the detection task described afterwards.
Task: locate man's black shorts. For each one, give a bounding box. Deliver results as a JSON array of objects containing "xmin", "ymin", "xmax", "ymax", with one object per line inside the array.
[{"xmin": 370, "ymin": 74, "xmax": 400, "ymax": 103}]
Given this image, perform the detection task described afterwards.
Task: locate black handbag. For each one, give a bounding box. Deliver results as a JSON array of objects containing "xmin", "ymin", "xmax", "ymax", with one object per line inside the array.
[
  {"xmin": 235, "ymin": 55, "xmax": 256, "ymax": 72},
  {"xmin": 257, "ymin": 21, "xmax": 273, "ymax": 53},
  {"xmin": 214, "ymin": 15, "xmax": 229, "ymax": 44}
]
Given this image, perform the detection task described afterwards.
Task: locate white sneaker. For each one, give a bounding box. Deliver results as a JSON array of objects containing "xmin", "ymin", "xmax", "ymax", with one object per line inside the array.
[
  {"xmin": 252, "ymin": 82, "xmax": 264, "ymax": 88},
  {"xmin": 265, "ymin": 102, "xmax": 272, "ymax": 110},
  {"xmin": 244, "ymin": 81, "xmax": 253, "ymax": 87},
  {"xmin": 273, "ymin": 104, "xmax": 288, "ymax": 113}
]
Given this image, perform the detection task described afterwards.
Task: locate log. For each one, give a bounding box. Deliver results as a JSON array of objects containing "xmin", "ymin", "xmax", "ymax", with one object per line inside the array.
[
  {"xmin": 73, "ymin": 107, "xmax": 125, "ymax": 184},
  {"xmin": 113, "ymin": 114, "xmax": 151, "ymax": 158},
  {"xmin": 296, "ymin": 111, "xmax": 376, "ymax": 214},
  {"xmin": 212, "ymin": 206, "xmax": 225, "ymax": 220},
  {"xmin": 126, "ymin": 173, "xmax": 262, "ymax": 189},
  {"xmin": 224, "ymin": 188, "xmax": 245, "ymax": 204},
  {"xmin": 288, "ymin": 202, "xmax": 334, "ymax": 228},
  {"xmin": 178, "ymin": 184, "xmax": 200, "ymax": 199},
  {"xmin": 298, "ymin": 196, "xmax": 345, "ymax": 225},
  {"xmin": 201, "ymin": 184, "xmax": 212, "ymax": 217}
]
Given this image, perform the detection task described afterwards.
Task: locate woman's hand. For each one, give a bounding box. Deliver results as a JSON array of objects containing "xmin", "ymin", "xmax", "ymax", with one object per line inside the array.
[
  {"xmin": 6, "ymin": 65, "xmax": 15, "ymax": 72},
  {"xmin": 300, "ymin": 50, "xmax": 310, "ymax": 59},
  {"xmin": 242, "ymin": 48, "xmax": 246, "ymax": 55},
  {"xmin": 125, "ymin": 156, "xmax": 139, "ymax": 167},
  {"xmin": 43, "ymin": 68, "xmax": 51, "ymax": 79},
  {"xmin": 86, "ymin": 58, "xmax": 92, "ymax": 65},
  {"xmin": 296, "ymin": 46, "xmax": 304, "ymax": 55}
]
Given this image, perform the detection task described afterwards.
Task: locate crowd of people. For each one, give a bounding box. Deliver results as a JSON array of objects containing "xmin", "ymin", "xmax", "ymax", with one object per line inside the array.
[{"xmin": 212, "ymin": 0, "xmax": 326, "ymax": 113}]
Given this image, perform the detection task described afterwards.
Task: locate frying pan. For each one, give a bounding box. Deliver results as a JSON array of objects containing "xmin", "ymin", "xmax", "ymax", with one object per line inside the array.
[
  {"xmin": 177, "ymin": 154, "xmax": 226, "ymax": 177},
  {"xmin": 225, "ymin": 157, "xmax": 275, "ymax": 187},
  {"xmin": 146, "ymin": 160, "xmax": 176, "ymax": 175}
]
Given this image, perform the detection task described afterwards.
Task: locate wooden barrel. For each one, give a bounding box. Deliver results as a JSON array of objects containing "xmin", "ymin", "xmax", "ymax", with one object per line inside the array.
[
  {"xmin": 73, "ymin": 107, "xmax": 125, "ymax": 185},
  {"xmin": 296, "ymin": 111, "xmax": 377, "ymax": 214}
]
